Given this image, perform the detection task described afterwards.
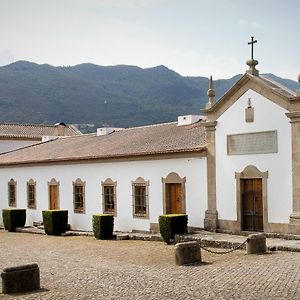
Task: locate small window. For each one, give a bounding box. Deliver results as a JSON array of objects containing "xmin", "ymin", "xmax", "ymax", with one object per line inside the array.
[
  {"xmin": 132, "ymin": 177, "xmax": 149, "ymax": 218},
  {"xmin": 73, "ymin": 178, "xmax": 85, "ymax": 213},
  {"xmin": 8, "ymin": 179, "xmax": 17, "ymax": 207},
  {"xmin": 102, "ymin": 178, "xmax": 117, "ymax": 216},
  {"xmin": 27, "ymin": 179, "xmax": 36, "ymax": 209}
]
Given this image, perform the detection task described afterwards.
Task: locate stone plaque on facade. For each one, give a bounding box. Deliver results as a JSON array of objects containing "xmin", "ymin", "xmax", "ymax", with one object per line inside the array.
[{"xmin": 227, "ymin": 130, "xmax": 277, "ymax": 155}]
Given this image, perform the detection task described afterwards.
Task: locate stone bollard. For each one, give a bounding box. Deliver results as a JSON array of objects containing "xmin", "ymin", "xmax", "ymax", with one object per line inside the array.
[
  {"xmin": 1, "ymin": 263, "xmax": 40, "ymax": 294},
  {"xmin": 246, "ymin": 233, "xmax": 266, "ymax": 254},
  {"xmin": 175, "ymin": 241, "xmax": 201, "ymax": 265}
]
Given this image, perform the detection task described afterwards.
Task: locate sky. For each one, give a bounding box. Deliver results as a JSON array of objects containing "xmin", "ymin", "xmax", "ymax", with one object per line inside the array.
[{"xmin": 0, "ymin": 0, "xmax": 299, "ymax": 80}]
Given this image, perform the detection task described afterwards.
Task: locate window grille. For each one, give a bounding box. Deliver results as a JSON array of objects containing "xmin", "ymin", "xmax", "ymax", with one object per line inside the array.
[
  {"xmin": 27, "ymin": 179, "xmax": 36, "ymax": 209},
  {"xmin": 8, "ymin": 179, "xmax": 16, "ymax": 207},
  {"xmin": 73, "ymin": 178, "xmax": 85, "ymax": 213},
  {"xmin": 103, "ymin": 186, "xmax": 115, "ymax": 214},
  {"xmin": 102, "ymin": 178, "xmax": 117, "ymax": 216},
  {"xmin": 132, "ymin": 178, "xmax": 149, "ymax": 218}
]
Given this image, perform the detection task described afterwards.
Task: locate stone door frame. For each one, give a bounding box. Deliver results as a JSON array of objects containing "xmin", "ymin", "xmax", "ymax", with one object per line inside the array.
[
  {"xmin": 48, "ymin": 178, "xmax": 60, "ymax": 210},
  {"xmin": 235, "ymin": 165, "xmax": 268, "ymax": 232},
  {"xmin": 162, "ymin": 172, "xmax": 186, "ymax": 214}
]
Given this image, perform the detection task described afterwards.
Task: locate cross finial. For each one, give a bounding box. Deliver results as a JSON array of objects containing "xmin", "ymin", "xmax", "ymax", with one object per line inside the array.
[{"xmin": 248, "ymin": 36, "xmax": 257, "ymax": 60}]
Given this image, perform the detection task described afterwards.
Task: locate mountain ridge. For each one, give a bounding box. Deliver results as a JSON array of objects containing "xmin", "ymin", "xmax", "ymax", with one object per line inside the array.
[{"xmin": 0, "ymin": 61, "xmax": 298, "ymax": 130}]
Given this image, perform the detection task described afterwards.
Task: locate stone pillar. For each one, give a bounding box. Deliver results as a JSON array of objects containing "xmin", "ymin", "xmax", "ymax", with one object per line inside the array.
[
  {"xmin": 286, "ymin": 112, "xmax": 300, "ymax": 234},
  {"xmin": 203, "ymin": 121, "xmax": 218, "ymax": 231}
]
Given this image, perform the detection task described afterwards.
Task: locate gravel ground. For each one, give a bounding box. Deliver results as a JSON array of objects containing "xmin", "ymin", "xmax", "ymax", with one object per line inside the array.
[{"xmin": 0, "ymin": 230, "xmax": 300, "ymax": 299}]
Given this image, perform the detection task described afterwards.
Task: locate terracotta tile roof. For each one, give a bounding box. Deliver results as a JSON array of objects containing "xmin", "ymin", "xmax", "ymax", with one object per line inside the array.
[
  {"xmin": 0, "ymin": 123, "xmax": 81, "ymax": 139},
  {"xmin": 0, "ymin": 121, "xmax": 206, "ymax": 166}
]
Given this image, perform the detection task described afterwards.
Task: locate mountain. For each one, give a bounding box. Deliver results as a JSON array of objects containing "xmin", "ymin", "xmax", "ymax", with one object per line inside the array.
[{"xmin": 0, "ymin": 61, "xmax": 298, "ymax": 130}]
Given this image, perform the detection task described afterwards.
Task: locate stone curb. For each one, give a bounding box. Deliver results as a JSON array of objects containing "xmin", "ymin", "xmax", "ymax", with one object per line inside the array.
[
  {"xmin": 4, "ymin": 227, "xmax": 300, "ymax": 252},
  {"xmin": 175, "ymin": 235, "xmax": 247, "ymax": 250}
]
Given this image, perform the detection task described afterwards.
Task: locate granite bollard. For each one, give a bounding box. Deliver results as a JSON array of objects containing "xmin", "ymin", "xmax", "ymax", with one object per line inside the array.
[
  {"xmin": 1, "ymin": 263, "xmax": 40, "ymax": 294},
  {"xmin": 175, "ymin": 241, "xmax": 201, "ymax": 265},
  {"xmin": 246, "ymin": 233, "xmax": 266, "ymax": 254}
]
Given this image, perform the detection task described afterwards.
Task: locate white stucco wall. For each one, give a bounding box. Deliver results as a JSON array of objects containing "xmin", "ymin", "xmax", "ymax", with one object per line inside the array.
[
  {"xmin": 0, "ymin": 140, "xmax": 39, "ymax": 153},
  {"xmin": 215, "ymin": 89, "xmax": 292, "ymax": 224},
  {"xmin": 0, "ymin": 156, "xmax": 207, "ymax": 232}
]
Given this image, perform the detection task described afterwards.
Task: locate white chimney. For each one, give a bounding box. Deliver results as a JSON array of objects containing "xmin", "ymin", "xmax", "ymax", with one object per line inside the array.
[
  {"xmin": 42, "ymin": 136, "xmax": 58, "ymax": 142},
  {"xmin": 177, "ymin": 115, "xmax": 206, "ymax": 126},
  {"xmin": 97, "ymin": 127, "xmax": 124, "ymax": 136}
]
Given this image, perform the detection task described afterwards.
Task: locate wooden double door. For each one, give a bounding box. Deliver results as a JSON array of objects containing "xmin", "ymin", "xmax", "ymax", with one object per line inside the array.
[
  {"xmin": 241, "ymin": 179, "xmax": 263, "ymax": 232},
  {"xmin": 166, "ymin": 183, "xmax": 183, "ymax": 214}
]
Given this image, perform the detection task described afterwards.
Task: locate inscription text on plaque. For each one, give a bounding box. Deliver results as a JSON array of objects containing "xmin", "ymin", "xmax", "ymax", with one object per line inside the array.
[{"xmin": 227, "ymin": 131, "xmax": 277, "ymax": 155}]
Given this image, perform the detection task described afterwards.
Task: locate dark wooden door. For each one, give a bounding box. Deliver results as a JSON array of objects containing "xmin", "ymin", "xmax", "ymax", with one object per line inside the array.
[
  {"xmin": 49, "ymin": 185, "xmax": 59, "ymax": 210},
  {"xmin": 241, "ymin": 179, "xmax": 263, "ymax": 231},
  {"xmin": 167, "ymin": 183, "xmax": 183, "ymax": 214}
]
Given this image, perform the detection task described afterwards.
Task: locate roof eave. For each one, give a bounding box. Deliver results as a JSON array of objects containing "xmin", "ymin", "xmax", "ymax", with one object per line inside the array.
[{"xmin": 0, "ymin": 147, "xmax": 207, "ymax": 167}]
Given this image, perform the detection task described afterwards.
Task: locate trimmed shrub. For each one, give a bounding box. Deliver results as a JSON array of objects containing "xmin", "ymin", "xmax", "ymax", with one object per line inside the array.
[
  {"xmin": 2, "ymin": 209, "xmax": 26, "ymax": 232},
  {"xmin": 42, "ymin": 210, "xmax": 68, "ymax": 236},
  {"xmin": 159, "ymin": 214, "xmax": 188, "ymax": 244},
  {"xmin": 93, "ymin": 214, "xmax": 114, "ymax": 239}
]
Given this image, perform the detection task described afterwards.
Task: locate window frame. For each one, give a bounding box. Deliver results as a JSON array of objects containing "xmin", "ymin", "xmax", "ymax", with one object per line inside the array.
[
  {"xmin": 8, "ymin": 179, "xmax": 17, "ymax": 207},
  {"xmin": 72, "ymin": 178, "xmax": 86, "ymax": 214},
  {"xmin": 102, "ymin": 178, "xmax": 117, "ymax": 216},
  {"xmin": 27, "ymin": 179, "xmax": 36, "ymax": 209},
  {"xmin": 132, "ymin": 177, "xmax": 149, "ymax": 219}
]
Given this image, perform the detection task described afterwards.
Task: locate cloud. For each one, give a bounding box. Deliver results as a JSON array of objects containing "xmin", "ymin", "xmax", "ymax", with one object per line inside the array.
[
  {"xmin": 239, "ymin": 19, "xmax": 261, "ymax": 29},
  {"xmin": 0, "ymin": 49, "xmax": 16, "ymax": 66}
]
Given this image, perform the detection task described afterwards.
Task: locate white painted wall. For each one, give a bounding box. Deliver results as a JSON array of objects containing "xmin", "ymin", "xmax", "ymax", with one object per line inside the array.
[
  {"xmin": 0, "ymin": 156, "xmax": 207, "ymax": 232},
  {"xmin": 215, "ymin": 89, "xmax": 292, "ymax": 224},
  {"xmin": 0, "ymin": 140, "xmax": 39, "ymax": 153}
]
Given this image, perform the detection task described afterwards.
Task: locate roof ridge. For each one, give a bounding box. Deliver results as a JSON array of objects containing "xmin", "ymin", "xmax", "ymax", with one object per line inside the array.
[
  {"xmin": 122, "ymin": 121, "xmax": 178, "ymax": 131},
  {"xmin": 259, "ymin": 75, "xmax": 296, "ymax": 96},
  {"xmin": 0, "ymin": 123, "xmax": 70, "ymax": 128}
]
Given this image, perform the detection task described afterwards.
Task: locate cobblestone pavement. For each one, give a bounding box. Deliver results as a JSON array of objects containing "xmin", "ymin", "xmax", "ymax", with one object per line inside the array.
[{"xmin": 0, "ymin": 231, "xmax": 300, "ymax": 299}]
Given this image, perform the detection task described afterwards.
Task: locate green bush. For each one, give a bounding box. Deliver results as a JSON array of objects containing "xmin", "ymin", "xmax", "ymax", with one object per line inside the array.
[
  {"xmin": 92, "ymin": 214, "xmax": 114, "ymax": 239},
  {"xmin": 42, "ymin": 210, "xmax": 68, "ymax": 236},
  {"xmin": 159, "ymin": 214, "xmax": 188, "ymax": 244},
  {"xmin": 2, "ymin": 209, "xmax": 26, "ymax": 232}
]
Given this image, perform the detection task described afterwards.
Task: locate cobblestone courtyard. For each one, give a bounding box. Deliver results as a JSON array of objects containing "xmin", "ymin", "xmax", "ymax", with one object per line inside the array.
[{"xmin": 0, "ymin": 231, "xmax": 300, "ymax": 299}]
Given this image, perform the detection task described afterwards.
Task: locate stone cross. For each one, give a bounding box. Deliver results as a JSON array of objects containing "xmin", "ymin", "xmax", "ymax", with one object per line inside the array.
[{"xmin": 248, "ymin": 36, "xmax": 257, "ymax": 60}]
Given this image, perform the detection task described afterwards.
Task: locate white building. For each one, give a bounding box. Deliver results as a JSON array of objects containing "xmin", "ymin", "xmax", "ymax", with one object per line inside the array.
[{"xmin": 1, "ymin": 54, "xmax": 300, "ymax": 235}]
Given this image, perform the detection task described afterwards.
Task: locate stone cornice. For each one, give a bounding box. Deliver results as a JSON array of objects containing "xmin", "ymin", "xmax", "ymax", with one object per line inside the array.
[
  {"xmin": 203, "ymin": 121, "xmax": 217, "ymax": 131},
  {"xmin": 286, "ymin": 112, "xmax": 300, "ymax": 123}
]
